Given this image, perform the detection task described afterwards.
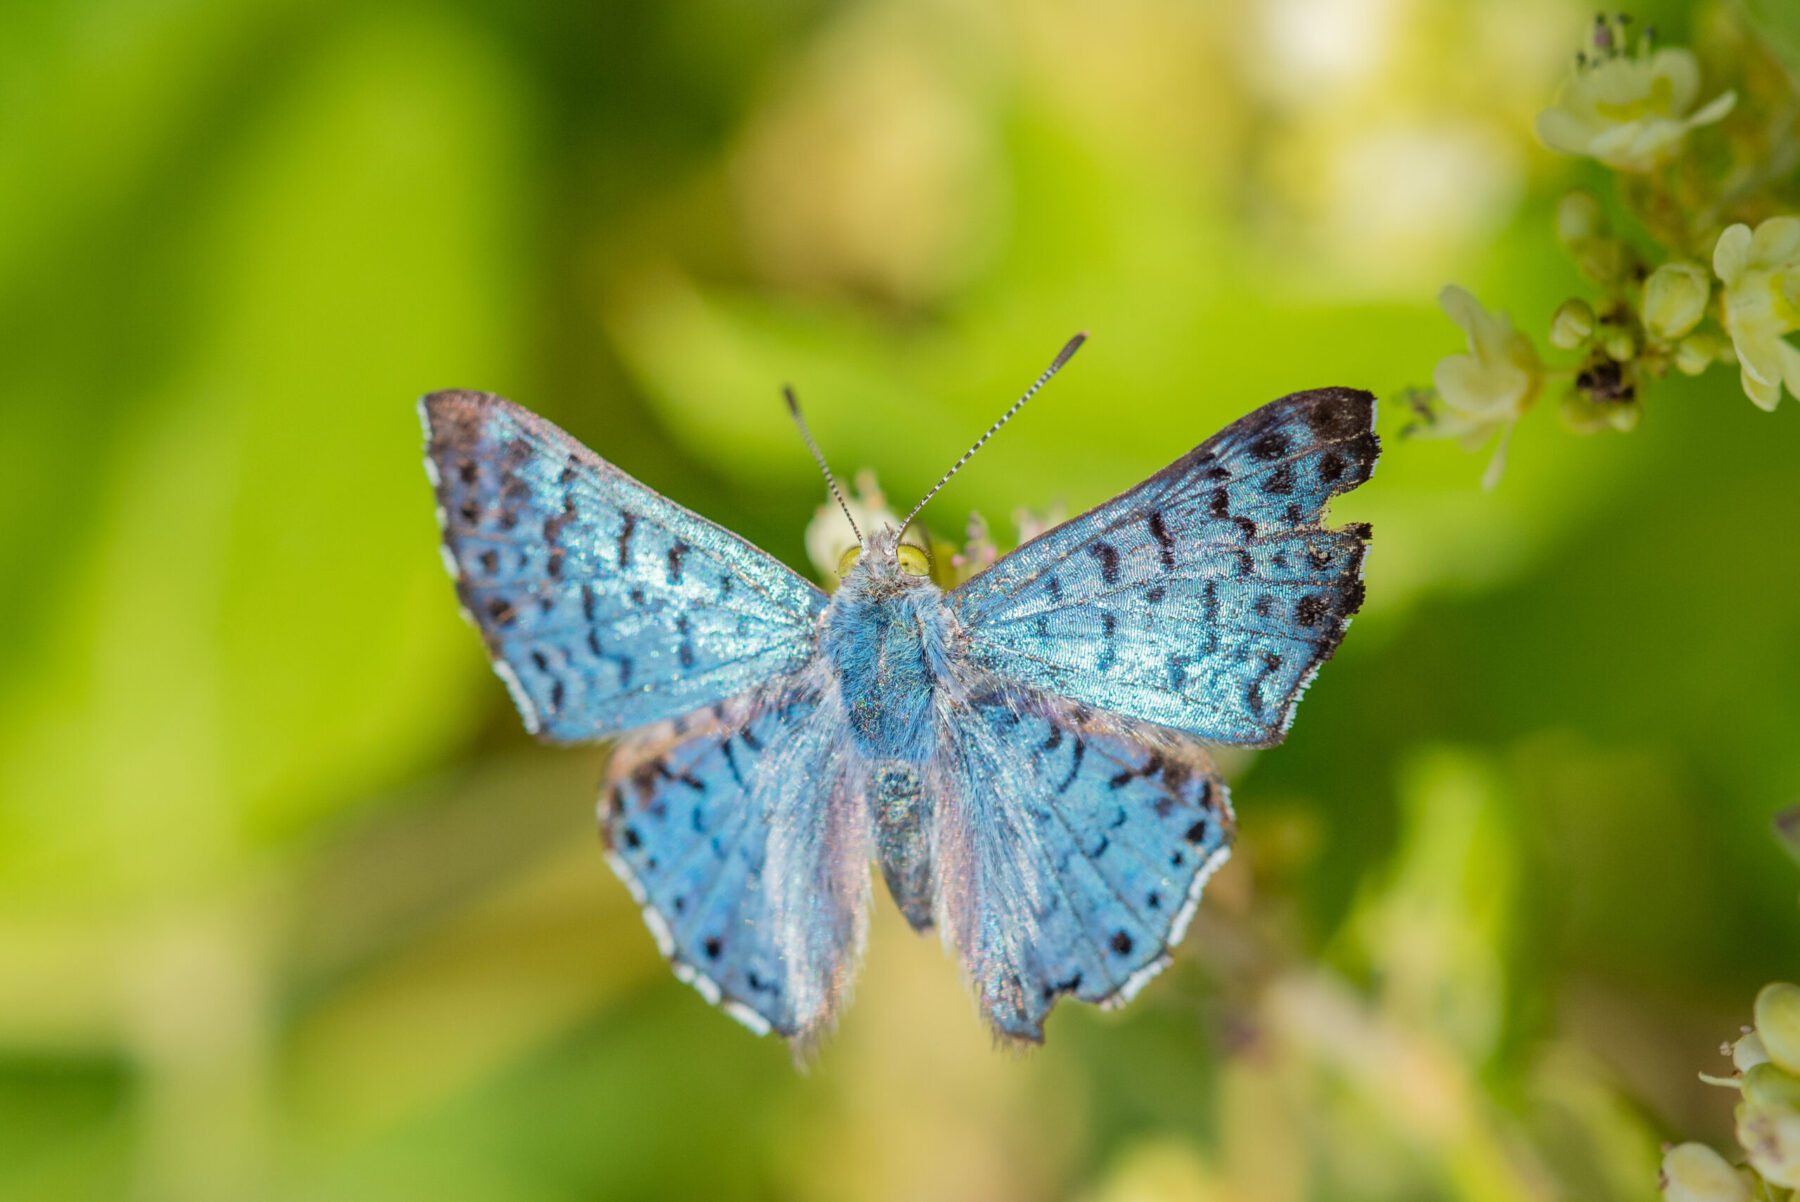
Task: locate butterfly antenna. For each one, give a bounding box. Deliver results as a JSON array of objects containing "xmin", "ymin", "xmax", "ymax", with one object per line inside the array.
[
  {"xmin": 897, "ymin": 332, "xmax": 1086, "ymax": 541},
  {"xmin": 785, "ymin": 385, "xmax": 862, "ymax": 546}
]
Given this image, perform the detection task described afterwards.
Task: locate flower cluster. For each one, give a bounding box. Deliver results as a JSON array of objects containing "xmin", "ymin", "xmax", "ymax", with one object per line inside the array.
[
  {"xmin": 1407, "ymin": 13, "xmax": 1800, "ymax": 485},
  {"xmin": 1661, "ymin": 983, "xmax": 1800, "ymax": 1200}
]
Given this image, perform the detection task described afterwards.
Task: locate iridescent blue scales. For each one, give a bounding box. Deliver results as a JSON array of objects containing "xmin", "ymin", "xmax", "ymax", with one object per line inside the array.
[{"xmin": 421, "ymin": 385, "xmax": 1377, "ymax": 1046}]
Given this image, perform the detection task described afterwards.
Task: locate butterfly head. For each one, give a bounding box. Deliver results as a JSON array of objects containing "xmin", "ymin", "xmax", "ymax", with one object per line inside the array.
[{"xmin": 837, "ymin": 525, "xmax": 931, "ymax": 591}]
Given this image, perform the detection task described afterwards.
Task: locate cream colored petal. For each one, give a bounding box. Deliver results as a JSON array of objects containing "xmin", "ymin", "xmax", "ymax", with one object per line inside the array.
[
  {"xmin": 1433, "ymin": 354, "xmax": 1488, "ymax": 410},
  {"xmin": 1714, "ymin": 224, "xmax": 1753, "ymax": 284},
  {"xmin": 1780, "ymin": 338, "xmax": 1800, "ymax": 397},
  {"xmin": 1648, "ymin": 48, "xmax": 1700, "ymax": 113},
  {"xmin": 1584, "ymin": 56, "xmax": 1650, "ymax": 108},
  {"xmin": 1456, "ymin": 424, "xmax": 1496, "ymax": 453},
  {"xmin": 1751, "ymin": 216, "xmax": 1800, "ymax": 266},
  {"xmin": 1435, "ymin": 354, "xmax": 1527, "ymax": 421},
  {"xmin": 1686, "ymin": 90, "xmax": 1736, "ymax": 128},
  {"xmin": 1470, "ymin": 311, "xmax": 1523, "ymax": 365},
  {"xmin": 1479, "ymin": 420, "xmax": 1515, "ymax": 491},
  {"xmin": 1437, "ymin": 285, "xmax": 1483, "ymax": 340},
  {"xmin": 1534, "ymin": 106, "xmax": 1598, "ymax": 155},
  {"xmin": 1422, "ymin": 409, "xmax": 1494, "ymax": 444},
  {"xmin": 1736, "ymin": 329, "xmax": 1784, "ymax": 388},
  {"xmin": 1742, "ymin": 365, "xmax": 1783, "ymax": 410},
  {"xmin": 1588, "ymin": 121, "xmax": 1672, "ymax": 172}
]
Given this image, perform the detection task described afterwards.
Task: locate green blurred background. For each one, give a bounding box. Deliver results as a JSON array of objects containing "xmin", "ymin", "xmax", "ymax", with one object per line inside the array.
[{"xmin": 4, "ymin": 1, "xmax": 1798, "ymax": 1199}]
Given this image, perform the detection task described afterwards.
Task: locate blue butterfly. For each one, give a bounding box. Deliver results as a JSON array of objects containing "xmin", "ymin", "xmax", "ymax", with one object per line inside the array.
[{"xmin": 421, "ymin": 335, "xmax": 1377, "ymax": 1047}]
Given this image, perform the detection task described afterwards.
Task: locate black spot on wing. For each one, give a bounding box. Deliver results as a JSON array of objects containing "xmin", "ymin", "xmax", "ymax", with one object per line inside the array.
[
  {"xmin": 1089, "ymin": 542, "xmax": 1121, "ymax": 585},
  {"xmin": 1055, "ymin": 737, "xmax": 1086, "ymax": 793},
  {"xmin": 617, "ymin": 512, "xmax": 636, "ymax": 568},
  {"xmin": 1147, "ymin": 511, "xmax": 1176, "ymax": 570},
  {"xmin": 543, "ymin": 495, "xmax": 577, "ymax": 545},
  {"xmin": 1250, "ymin": 431, "xmax": 1290, "ymax": 460}
]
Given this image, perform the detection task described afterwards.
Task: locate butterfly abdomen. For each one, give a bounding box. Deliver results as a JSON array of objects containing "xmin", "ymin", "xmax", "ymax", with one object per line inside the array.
[{"xmin": 869, "ymin": 761, "xmax": 935, "ymax": 931}]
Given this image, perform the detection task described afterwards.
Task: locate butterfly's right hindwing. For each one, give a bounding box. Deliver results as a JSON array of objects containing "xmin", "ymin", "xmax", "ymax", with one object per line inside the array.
[
  {"xmin": 947, "ymin": 388, "xmax": 1377, "ymax": 746},
  {"xmin": 422, "ymin": 391, "xmax": 828, "ymax": 741}
]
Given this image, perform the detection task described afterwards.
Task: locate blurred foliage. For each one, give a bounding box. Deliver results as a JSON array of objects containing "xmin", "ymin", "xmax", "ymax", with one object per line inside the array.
[{"xmin": 2, "ymin": 1, "xmax": 1798, "ymax": 1200}]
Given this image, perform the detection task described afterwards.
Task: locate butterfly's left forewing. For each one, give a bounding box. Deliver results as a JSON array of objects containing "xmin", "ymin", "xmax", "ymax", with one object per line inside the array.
[
  {"xmin": 422, "ymin": 390, "xmax": 827, "ymax": 741},
  {"xmin": 946, "ymin": 387, "xmax": 1377, "ymax": 747}
]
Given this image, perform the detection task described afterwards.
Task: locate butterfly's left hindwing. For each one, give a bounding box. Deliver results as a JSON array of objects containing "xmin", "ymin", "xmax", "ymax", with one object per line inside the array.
[
  {"xmin": 947, "ymin": 388, "xmax": 1377, "ymax": 747},
  {"xmin": 931, "ymin": 688, "xmax": 1232, "ymax": 1041},
  {"xmin": 422, "ymin": 391, "xmax": 828, "ymax": 741}
]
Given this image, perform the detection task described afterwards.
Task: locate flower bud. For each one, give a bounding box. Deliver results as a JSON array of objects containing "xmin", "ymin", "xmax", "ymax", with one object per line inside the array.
[
  {"xmin": 1604, "ymin": 330, "xmax": 1638, "ymax": 362},
  {"xmin": 1734, "ymin": 1031, "xmax": 1771, "ymax": 1072},
  {"xmin": 1756, "ymin": 984, "xmax": 1800, "ymax": 1076},
  {"xmin": 1676, "ymin": 334, "xmax": 1722, "ymax": 376},
  {"xmin": 1742, "ymin": 1063, "xmax": 1800, "ymax": 1112},
  {"xmin": 1644, "ymin": 261, "xmax": 1711, "ymax": 340},
  {"xmin": 1556, "ymin": 190, "xmax": 1605, "ymax": 247},
  {"xmin": 1660, "ymin": 1142, "xmax": 1752, "ymax": 1202},
  {"xmin": 1738, "ymin": 1101, "xmax": 1800, "ymax": 1188},
  {"xmin": 1549, "ymin": 299, "xmax": 1596, "ymax": 349},
  {"xmin": 1575, "ymin": 238, "xmax": 1630, "ymax": 285}
]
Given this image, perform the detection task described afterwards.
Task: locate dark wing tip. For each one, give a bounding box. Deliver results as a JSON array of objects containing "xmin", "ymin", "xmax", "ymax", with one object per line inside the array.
[
  {"xmin": 1280, "ymin": 386, "xmax": 1380, "ymax": 501},
  {"xmin": 1285, "ymin": 385, "xmax": 1377, "ymax": 443},
  {"xmin": 419, "ymin": 389, "xmax": 505, "ymax": 444}
]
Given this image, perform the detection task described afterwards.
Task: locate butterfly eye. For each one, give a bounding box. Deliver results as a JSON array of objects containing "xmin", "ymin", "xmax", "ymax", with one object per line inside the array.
[
  {"xmin": 836, "ymin": 545, "xmax": 863, "ymax": 576},
  {"xmin": 896, "ymin": 544, "xmax": 930, "ymax": 576}
]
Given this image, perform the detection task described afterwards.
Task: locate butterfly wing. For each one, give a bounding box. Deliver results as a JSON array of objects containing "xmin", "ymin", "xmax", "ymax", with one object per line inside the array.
[
  {"xmin": 603, "ymin": 680, "xmax": 869, "ymax": 1043},
  {"xmin": 946, "ymin": 388, "xmax": 1377, "ymax": 747},
  {"xmin": 422, "ymin": 391, "xmax": 828, "ymax": 741},
  {"xmin": 930, "ymin": 685, "xmax": 1232, "ymax": 1041}
]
